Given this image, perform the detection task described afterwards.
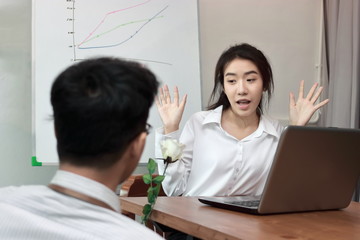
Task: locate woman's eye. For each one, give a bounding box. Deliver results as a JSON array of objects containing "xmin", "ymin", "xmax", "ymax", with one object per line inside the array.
[
  {"xmin": 247, "ymin": 78, "xmax": 256, "ymax": 82},
  {"xmin": 227, "ymin": 79, "xmax": 236, "ymax": 83}
]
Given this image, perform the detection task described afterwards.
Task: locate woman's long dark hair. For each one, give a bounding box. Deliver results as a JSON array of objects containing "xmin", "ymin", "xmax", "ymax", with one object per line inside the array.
[{"xmin": 207, "ymin": 43, "xmax": 274, "ymax": 116}]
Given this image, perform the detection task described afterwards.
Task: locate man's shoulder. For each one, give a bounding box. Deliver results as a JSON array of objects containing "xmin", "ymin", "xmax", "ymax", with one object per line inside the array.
[
  {"xmin": 0, "ymin": 189, "xmax": 163, "ymax": 240},
  {"xmin": 0, "ymin": 185, "xmax": 46, "ymax": 200}
]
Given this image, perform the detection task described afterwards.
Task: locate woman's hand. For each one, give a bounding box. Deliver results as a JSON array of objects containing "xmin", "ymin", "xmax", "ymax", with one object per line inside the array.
[
  {"xmin": 155, "ymin": 85, "xmax": 187, "ymax": 134},
  {"xmin": 289, "ymin": 80, "xmax": 330, "ymax": 126}
]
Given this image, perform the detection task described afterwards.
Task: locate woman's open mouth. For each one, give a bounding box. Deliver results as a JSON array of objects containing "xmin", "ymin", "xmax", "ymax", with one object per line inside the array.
[{"xmin": 236, "ymin": 99, "xmax": 251, "ymax": 110}]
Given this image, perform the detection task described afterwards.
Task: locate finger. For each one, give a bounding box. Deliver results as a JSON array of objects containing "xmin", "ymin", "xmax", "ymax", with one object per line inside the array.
[
  {"xmin": 179, "ymin": 94, "xmax": 187, "ymax": 110},
  {"xmin": 289, "ymin": 92, "xmax": 296, "ymax": 107},
  {"xmin": 164, "ymin": 85, "xmax": 171, "ymax": 103},
  {"xmin": 298, "ymin": 80, "xmax": 305, "ymax": 100},
  {"xmin": 310, "ymin": 86, "xmax": 323, "ymax": 103},
  {"xmin": 306, "ymin": 82, "xmax": 319, "ymax": 100},
  {"xmin": 155, "ymin": 97, "xmax": 161, "ymax": 108},
  {"xmin": 158, "ymin": 86, "xmax": 165, "ymax": 104},
  {"xmin": 173, "ymin": 86, "xmax": 179, "ymax": 106},
  {"xmin": 314, "ymin": 98, "xmax": 330, "ymax": 110}
]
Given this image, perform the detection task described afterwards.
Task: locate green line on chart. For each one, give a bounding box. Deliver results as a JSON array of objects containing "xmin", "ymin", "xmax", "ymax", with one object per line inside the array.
[{"xmin": 80, "ymin": 16, "xmax": 164, "ymax": 46}]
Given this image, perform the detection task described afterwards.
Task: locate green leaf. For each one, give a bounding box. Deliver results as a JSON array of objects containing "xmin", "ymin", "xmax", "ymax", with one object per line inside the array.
[
  {"xmin": 142, "ymin": 174, "xmax": 152, "ymax": 184},
  {"xmin": 141, "ymin": 158, "xmax": 163, "ymax": 225},
  {"xmin": 154, "ymin": 183, "xmax": 161, "ymax": 196},
  {"xmin": 141, "ymin": 212, "xmax": 150, "ymax": 225},
  {"xmin": 153, "ymin": 175, "xmax": 165, "ymax": 184},
  {"xmin": 148, "ymin": 190, "xmax": 155, "ymax": 204},
  {"xmin": 142, "ymin": 204, "xmax": 152, "ymax": 215},
  {"xmin": 147, "ymin": 158, "xmax": 157, "ymax": 175},
  {"xmin": 147, "ymin": 185, "xmax": 153, "ymax": 193}
]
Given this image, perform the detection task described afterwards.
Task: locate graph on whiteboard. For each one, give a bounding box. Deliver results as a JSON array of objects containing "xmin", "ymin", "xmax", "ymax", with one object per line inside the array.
[
  {"xmin": 33, "ymin": 0, "xmax": 201, "ymax": 164},
  {"xmin": 66, "ymin": 0, "xmax": 173, "ymax": 65}
]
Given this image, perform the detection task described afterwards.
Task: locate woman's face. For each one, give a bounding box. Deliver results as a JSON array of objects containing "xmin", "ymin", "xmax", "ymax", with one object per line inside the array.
[{"xmin": 223, "ymin": 58, "xmax": 264, "ymax": 119}]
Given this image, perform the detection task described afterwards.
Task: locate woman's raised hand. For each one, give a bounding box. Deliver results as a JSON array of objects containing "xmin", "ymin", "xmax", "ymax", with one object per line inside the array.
[
  {"xmin": 289, "ymin": 80, "xmax": 330, "ymax": 126},
  {"xmin": 155, "ymin": 85, "xmax": 187, "ymax": 134}
]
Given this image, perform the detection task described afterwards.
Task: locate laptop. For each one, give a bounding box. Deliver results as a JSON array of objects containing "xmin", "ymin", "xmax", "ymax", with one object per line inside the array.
[{"xmin": 198, "ymin": 126, "xmax": 360, "ymax": 215}]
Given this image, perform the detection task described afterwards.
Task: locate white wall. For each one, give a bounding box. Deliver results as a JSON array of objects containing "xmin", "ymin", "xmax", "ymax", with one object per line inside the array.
[
  {"xmin": 198, "ymin": 0, "xmax": 323, "ymax": 124},
  {"xmin": 0, "ymin": 0, "xmax": 57, "ymax": 186}
]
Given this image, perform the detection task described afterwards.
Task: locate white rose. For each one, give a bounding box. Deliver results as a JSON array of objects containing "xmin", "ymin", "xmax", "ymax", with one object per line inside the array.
[{"xmin": 160, "ymin": 139, "xmax": 185, "ymax": 163}]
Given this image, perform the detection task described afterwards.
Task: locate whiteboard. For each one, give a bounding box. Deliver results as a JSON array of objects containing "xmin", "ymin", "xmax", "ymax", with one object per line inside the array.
[{"xmin": 32, "ymin": 0, "xmax": 201, "ymax": 165}]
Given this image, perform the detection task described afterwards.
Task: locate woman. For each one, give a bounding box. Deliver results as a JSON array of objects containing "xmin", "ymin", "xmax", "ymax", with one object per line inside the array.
[{"xmin": 155, "ymin": 43, "xmax": 329, "ymax": 197}]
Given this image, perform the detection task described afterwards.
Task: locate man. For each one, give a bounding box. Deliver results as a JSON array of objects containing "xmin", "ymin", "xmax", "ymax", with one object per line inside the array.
[{"xmin": 0, "ymin": 57, "xmax": 162, "ymax": 239}]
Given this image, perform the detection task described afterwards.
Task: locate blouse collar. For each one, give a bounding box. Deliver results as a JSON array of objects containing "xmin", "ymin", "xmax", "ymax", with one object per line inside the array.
[{"xmin": 202, "ymin": 105, "xmax": 280, "ymax": 139}]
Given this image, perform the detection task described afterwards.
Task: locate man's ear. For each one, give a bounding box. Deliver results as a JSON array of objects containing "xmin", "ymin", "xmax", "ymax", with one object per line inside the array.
[
  {"xmin": 129, "ymin": 132, "xmax": 147, "ymax": 161},
  {"xmin": 117, "ymin": 132, "xmax": 147, "ymax": 184}
]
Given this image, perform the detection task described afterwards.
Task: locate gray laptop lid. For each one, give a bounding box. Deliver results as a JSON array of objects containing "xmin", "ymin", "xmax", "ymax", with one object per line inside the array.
[{"xmin": 199, "ymin": 126, "xmax": 360, "ymax": 215}]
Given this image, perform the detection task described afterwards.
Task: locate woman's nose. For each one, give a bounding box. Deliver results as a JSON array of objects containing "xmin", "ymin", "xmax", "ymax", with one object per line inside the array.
[{"xmin": 237, "ymin": 81, "xmax": 248, "ymax": 95}]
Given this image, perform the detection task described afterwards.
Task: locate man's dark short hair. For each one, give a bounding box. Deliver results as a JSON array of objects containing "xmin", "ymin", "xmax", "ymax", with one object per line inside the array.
[{"xmin": 51, "ymin": 57, "xmax": 159, "ymax": 169}]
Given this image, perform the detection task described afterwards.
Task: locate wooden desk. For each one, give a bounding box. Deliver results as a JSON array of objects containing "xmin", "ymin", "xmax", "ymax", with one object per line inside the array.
[{"xmin": 120, "ymin": 196, "xmax": 360, "ymax": 240}]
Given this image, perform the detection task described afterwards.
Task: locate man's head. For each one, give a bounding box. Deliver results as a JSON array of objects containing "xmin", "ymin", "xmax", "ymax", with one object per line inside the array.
[{"xmin": 51, "ymin": 57, "xmax": 159, "ymax": 170}]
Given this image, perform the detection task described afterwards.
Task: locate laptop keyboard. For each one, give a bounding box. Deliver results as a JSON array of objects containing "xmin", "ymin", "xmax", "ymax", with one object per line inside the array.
[{"xmin": 225, "ymin": 200, "xmax": 260, "ymax": 208}]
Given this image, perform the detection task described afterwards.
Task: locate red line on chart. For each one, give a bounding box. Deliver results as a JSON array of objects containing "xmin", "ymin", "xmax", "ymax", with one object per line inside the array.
[
  {"xmin": 77, "ymin": 0, "xmax": 151, "ymax": 47},
  {"xmin": 77, "ymin": 5, "xmax": 168, "ymax": 50}
]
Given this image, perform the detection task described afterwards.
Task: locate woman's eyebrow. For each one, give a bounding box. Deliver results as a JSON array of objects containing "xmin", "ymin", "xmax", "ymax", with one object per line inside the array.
[
  {"xmin": 224, "ymin": 72, "xmax": 237, "ymax": 77},
  {"xmin": 224, "ymin": 70, "xmax": 258, "ymax": 77},
  {"xmin": 244, "ymin": 70, "xmax": 258, "ymax": 76}
]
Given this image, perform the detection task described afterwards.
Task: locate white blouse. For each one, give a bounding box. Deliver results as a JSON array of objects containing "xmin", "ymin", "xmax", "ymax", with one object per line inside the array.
[{"xmin": 155, "ymin": 106, "xmax": 284, "ymax": 197}]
